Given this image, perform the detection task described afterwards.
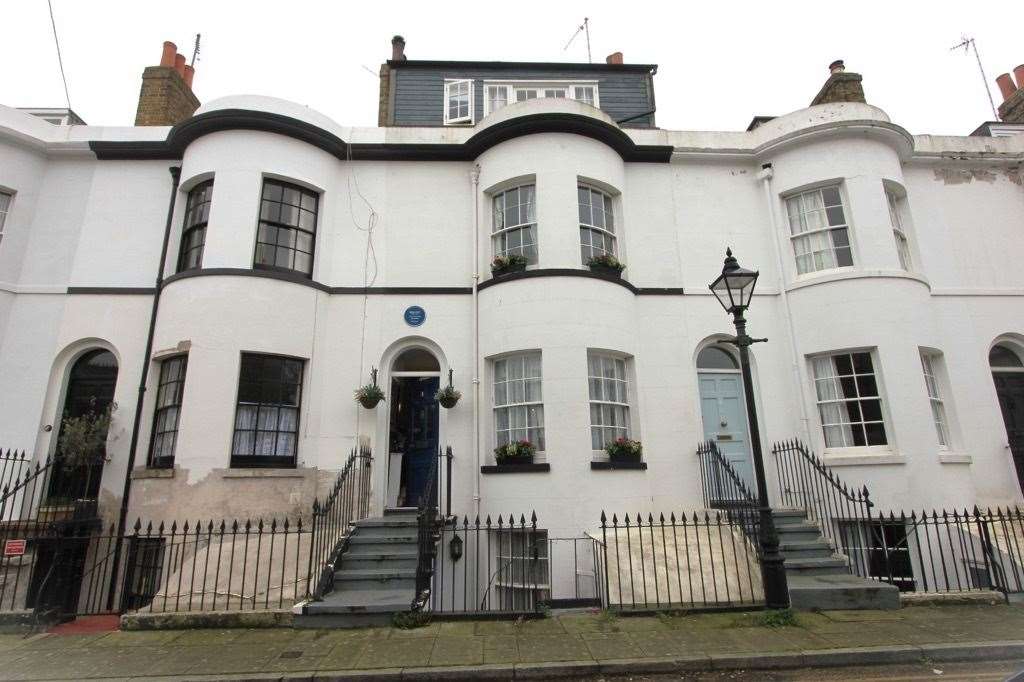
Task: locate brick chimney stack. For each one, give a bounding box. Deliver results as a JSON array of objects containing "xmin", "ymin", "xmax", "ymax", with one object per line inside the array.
[
  {"xmin": 135, "ymin": 41, "xmax": 200, "ymax": 126},
  {"xmin": 606, "ymin": 52, "xmax": 623, "ymax": 65},
  {"xmin": 379, "ymin": 35, "xmax": 408, "ymax": 126},
  {"xmin": 995, "ymin": 64, "xmax": 1024, "ymax": 123},
  {"xmin": 810, "ymin": 59, "xmax": 866, "ymax": 106}
]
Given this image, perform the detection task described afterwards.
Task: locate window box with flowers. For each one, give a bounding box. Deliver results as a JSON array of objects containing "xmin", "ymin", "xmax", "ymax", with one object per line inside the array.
[
  {"xmin": 481, "ymin": 440, "xmax": 550, "ymax": 473},
  {"xmin": 491, "ymin": 254, "xmax": 528, "ymax": 278},
  {"xmin": 586, "ymin": 254, "xmax": 625, "ymax": 279},
  {"xmin": 592, "ymin": 437, "xmax": 647, "ymax": 470}
]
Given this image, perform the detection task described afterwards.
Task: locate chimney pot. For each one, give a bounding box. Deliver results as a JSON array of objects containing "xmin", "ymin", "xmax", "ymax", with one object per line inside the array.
[
  {"xmin": 996, "ymin": 73, "xmax": 1017, "ymax": 102},
  {"xmin": 1014, "ymin": 64, "xmax": 1024, "ymax": 91},
  {"xmin": 184, "ymin": 64, "xmax": 195, "ymax": 88},
  {"xmin": 606, "ymin": 51, "xmax": 624, "ymax": 65},
  {"xmin": 829, "ymin": 59, "xmax": 845, "ymax": 74},
  {"xmin": 391, "ymin": 35, "xmax": 406, "ymax": 61},
  {"xmin": 160, "ymin": 41, "xmax": 177, "ymax": 68},
  {"xmin": 174, "ymin": 54, "xmax": 186, "ymax": 77}
]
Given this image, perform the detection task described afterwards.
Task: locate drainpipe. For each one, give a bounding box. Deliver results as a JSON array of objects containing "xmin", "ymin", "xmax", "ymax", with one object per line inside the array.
[
  {"xmin": 471, "ymin": 164, "xmax": 482, "ymax": 519},
  {"xmin": 758, "ymin": 163, "xmax": 811, "ymax": 442},
  {"xmin": 106, "ymin": 165, "xmax": 181, "ymax": 609}
]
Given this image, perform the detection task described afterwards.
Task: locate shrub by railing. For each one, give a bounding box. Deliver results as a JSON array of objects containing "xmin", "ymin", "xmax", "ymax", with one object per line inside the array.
[{"xmin": 599, "ymin": 510, "xmax": 763, "ymax": 611}]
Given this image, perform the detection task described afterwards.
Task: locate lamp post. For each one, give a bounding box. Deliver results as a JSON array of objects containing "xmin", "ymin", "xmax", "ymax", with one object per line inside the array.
[{"xmin": 709, "ymin": 248, "xmax": 790, "ymax": 609}]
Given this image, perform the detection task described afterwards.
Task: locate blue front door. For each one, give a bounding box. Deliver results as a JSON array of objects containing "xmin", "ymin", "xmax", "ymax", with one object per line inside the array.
[
  {"xmin": 698, "ymin": 372, "xmax": 755, "ymax": 491},
  {"xmin": 399, "ymin": 377, "xmax": 439, "ymax": 506}
]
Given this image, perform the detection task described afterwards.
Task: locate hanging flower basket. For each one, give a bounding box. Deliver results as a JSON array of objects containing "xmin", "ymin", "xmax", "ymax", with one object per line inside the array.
[
  {"xmin": 355, "ymin": 368, "xmax": 385, "ymax": 409},
  {"xmin": 494, "ymin": 440, "xmax": 536, "ymax": 465},
  {"xmin": 436, "ymin": 385, "xmax": 461, "ymax": 409},
  {"xmin": 587, "ymin": 254, "xmax": 625, "ymax": 279},
  {"xmin": 606, "ymin": 437, "xmax": 642, "ymax": 463},
  {"xmin": 491, "ymin": 254, "xmax": 528, "ymax": 277}
]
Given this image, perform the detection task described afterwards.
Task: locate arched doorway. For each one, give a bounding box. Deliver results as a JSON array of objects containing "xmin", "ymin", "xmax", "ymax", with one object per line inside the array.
[
  {"xmin": 387, "ymin": 348, "xmax": 440, "ymax": 508},
  {"xmin": 990, "ymin": 343, "xmax": 1024, "ymax": 496},
  {"xmin": 697, "ymin": 345, "xmax": 755, "ymax": 491},
  {"xmin": 48, "ymin": 348, "xmax": 119, "ymax": 503}
]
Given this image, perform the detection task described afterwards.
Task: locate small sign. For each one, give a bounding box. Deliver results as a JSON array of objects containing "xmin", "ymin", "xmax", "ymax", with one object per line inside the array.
[
  {"xmin": 404, "ymin": 306, "xmax": 426, "ymax": 327},
  {"xmin": 4, "ymin": 540, "xmax": 26, "ymax": 557}
]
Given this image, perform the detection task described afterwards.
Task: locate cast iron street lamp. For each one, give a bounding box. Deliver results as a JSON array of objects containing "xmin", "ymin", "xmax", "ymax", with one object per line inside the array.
[{"xmin": 709, "ymin": 248, "xmax": 790, "ymax": 609}]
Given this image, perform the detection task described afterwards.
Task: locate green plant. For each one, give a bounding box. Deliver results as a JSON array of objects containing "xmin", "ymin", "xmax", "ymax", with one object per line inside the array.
[
  {"xmin": 491, "ymin": 254, "xmax": 528, "ymax": 275},
  {"xmin": 494, "ymin": 439, "xmax": 536, "ymax": 463},
  {"xmin": 354, "ymin": 383, "xmax": 385, "ymax": 408},
  {"xmin": 436, "ymin": 385, "xmax": 462, "ymax": 409},
  {"xmin": 605, "ymin": 437, "xmax": 642, "ymax": 461},
  {"xmin": 392, "ymin": 610, "xmax": 432, "ymax": 629},
  {"xmin": 56, "ymin": 399, "xmax": 116, "ymax": 500},
  {"xmin": 586, "ymin": 253, "xmax": 625, "ymax": 273},
  {"xmin": 752, "ymin": 608, "xmax": 797, "ymax": 628}
]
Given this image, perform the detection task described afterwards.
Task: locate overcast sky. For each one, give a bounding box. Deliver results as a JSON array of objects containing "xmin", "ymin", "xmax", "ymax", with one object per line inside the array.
[{"xmin": 5, "ymin": 1, "xmax": 1021, "ymax": 134}]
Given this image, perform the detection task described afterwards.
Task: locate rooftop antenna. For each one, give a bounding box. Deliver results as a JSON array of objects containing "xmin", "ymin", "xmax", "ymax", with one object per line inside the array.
[
  {"xmin": 190, "ymin": 33, "xmax": 201, "ymax": 66},
  {"xmin": 563, "ymin": 17, "xmax": 591, "ymax": 63},
  {"xmin": 951, "ymin": 35, "xmax": 999, "ymax": 120}
]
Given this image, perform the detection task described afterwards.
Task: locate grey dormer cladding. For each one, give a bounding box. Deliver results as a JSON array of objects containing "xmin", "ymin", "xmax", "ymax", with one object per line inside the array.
[{"xmin": 388, "ymin": 61, "xmax": 657, "ymax": 128}]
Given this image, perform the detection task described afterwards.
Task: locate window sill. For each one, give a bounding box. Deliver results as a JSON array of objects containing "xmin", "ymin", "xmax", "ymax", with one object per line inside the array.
[
  {"xmin": 481, "ymin": 463, "xmax": 550, "ymax": 474},
  {"xmin": 132, "ymin": 467, "xmax": 175, "ymax": 480},
  {"xmin": 787, "ymin": 268, "xmax": 931, "ymax": 293},
  {"xmin": 938, "ymin": 452, "xmax": 972, "ymax": 465},
  {"xmin": 591, "ymin": 460, "xmax": 647, "ymax": 471},
  {"xmin": 822, "ymin": 452, "xmax": 906, "ymax": 467},
  {"xmin": 222, "ymin": 468, "xmax": 306, "ymax": 479}
]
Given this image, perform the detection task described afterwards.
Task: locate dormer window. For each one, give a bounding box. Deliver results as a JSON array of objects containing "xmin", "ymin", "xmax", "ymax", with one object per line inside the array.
[
  {"xmin": 444, "ymin": 79, "xmax": 474, "ymax": 125},
  {"xmin": 480, "ymin": 81, "xmax": 601, "ymax": 118}
]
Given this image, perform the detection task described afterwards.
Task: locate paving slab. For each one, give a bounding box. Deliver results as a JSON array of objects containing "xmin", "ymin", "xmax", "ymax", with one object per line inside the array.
[
  {"xmin": 354, "ymin": 636, "xmax": 433, "ymax": 668},
  {"xmin": 516, "ymin": 634, "xmax": 591, "ymax": 663},
  {"xmin": 428, "ymin": 635, "xmax": 484, "ymax": 666},
  {"xmin": 482, "ymin": 635, "xmax": 518, "ymax": 664},
  {"xmin": 579, "ymin": 632, "xmax": 643, "ymax": 660}
]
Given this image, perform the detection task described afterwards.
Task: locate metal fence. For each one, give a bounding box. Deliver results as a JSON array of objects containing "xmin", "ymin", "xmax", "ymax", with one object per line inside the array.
[
  {"xmin": 0, "ymin": 446, "xmax": 373, "ymax": 620},
  {"xmin": 0, "ymin": 450, "xmax": 32, "ymax": 502},
  {"xmin": 306, "ymin": 446, "xmax": 373, "ymax": 601},
  {"xmin": 771, "ymin": 438, "xmax": 1024, "ymax": 596},
  {"xmin": 697, "ymin": 440, "xmax": 760, "ymax": 542},
  {"xmin": 599, "ymin": 511, "xmax": 764, "ymax": 611}
]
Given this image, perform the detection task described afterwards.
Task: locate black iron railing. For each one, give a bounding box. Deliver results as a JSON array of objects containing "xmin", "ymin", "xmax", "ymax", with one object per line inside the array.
[
  {"xmin": 428, "ymin": 513, "xmax": 551, "ymax": 614},
  {"xmin": 306, "ymin": 445, "xmax": 372, "ymax": 600},
  {"xmin": 599, "ymin": 510, "xmax": 764, "ymax": 610},
  {"xmin": 0, "ymin": 449, "xmax": 31, "ymax": 501},
  {"xmin": 697, "ymin": 440, "xmax": 760, "ymax": 543},
  {"xmin": 412, "ymin": 447, "xmax": 441, "ymax": 610},
  {"xmin": 771, "ymin": 438, "xmax": 873, "ymax": 575}
]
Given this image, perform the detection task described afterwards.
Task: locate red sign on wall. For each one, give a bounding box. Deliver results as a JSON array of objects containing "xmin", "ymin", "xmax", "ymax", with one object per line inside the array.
[{"xmin": 4, "ymin": 540, "xmax": 26, "ymax": 557}]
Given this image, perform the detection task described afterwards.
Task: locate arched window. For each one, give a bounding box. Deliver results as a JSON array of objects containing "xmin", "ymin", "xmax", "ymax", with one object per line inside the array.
[
  {"xmin": 990, "ymin": 344, "xmax": 1024, "ymax": 370},
  {"xmin": 393, "ymin": 348, "xmax": 440, "ymax": 373},
  {"xmin": 697, "ymin": 346, "xmax": 738, "ymax": 370}
]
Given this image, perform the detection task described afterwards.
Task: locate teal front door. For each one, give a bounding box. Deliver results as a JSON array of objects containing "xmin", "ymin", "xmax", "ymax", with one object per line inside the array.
[{"xmin": 698, "ymin": 372, "xmax": 755, "ymax": 491}]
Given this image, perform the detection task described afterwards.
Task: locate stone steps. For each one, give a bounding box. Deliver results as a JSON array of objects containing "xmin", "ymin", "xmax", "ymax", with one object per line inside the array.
[
  {"xmin": 295, "ymin": 509, "xmax": 424, "ymax": 628},
  {"xmin": 771, "ymin": 507, "xmax": 899, "ymax": 610}
]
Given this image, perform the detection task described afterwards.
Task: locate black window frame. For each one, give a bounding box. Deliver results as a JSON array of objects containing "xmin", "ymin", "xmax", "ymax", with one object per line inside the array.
[
  {"xmin": 230, "ymin": 352, "xmax": 304, "ymax": 469},
  {"xmin": 253, "ymin": 179, "xmax": 319, "ymax": 279},
  {"xmin": 176, "ymin": 180, "xmax": 213, "ymax": 273},
  {"xmin": 148, "ymin": 354, "xmax": 188, "ymax": 469}
]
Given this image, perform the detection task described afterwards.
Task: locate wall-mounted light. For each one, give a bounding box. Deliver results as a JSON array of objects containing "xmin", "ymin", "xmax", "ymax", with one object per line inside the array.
[{"xmin": 449, "ymin": 534, "xmax": 463, "ymax": 562}]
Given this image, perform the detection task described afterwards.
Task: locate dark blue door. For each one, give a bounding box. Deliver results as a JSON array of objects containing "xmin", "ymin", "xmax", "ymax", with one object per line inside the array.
[{"xmin": 402, "ymin": 377, "xmax": 439, "ymax": 506}]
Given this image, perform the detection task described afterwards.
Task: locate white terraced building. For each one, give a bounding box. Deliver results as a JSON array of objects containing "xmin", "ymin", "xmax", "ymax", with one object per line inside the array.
[{"xmin": 1, "ymin": 38, "xmax": 1024, "ymax": 613}]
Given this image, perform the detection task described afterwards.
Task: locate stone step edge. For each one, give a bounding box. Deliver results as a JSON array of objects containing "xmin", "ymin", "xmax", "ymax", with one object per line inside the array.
[{"xmin": 160, "ymin": 640, "xmax": 1024, "ymax": 681}]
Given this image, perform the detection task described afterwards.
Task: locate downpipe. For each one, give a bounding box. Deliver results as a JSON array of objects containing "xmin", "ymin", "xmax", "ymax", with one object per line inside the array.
[
  {"xmin": 471, "ymin": 165, "xmax": 482, "ymax": 519},
  {"xmin": 106, "ymin": 165, "xmax": 181, "ymax": 610}
]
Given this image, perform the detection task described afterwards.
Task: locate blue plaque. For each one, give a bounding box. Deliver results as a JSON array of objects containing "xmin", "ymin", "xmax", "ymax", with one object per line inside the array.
[{"xmin": 404, "ymin": 306, "xmax": 426, "ymax": 327}]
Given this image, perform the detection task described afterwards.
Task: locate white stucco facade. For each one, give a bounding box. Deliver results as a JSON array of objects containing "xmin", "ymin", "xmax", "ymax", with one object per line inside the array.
[{"xmin": 1, "ymin": 92, "xmax": 1022, "ymax": 539}]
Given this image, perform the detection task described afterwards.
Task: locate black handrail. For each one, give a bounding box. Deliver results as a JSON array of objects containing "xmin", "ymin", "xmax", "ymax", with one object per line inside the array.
[
  {"xmin": 771, "ymin": 438, "xmax": 874, "ymax": 576},
  {"xmin": 412, "ymin": 448, "xmax": 441, "ymax": 610},
  {"xmin": 306, "ymin": 444, "xmax": 372, "ymax": 600},
  {"xmin": 696, "ymin": 440, "xmax": 759, "ymax": 543}
]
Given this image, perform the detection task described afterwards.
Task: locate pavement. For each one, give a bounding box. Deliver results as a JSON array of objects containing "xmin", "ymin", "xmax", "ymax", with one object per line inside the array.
[{"xmin": 0, "ymin": 604, "xmax": 1021, "ymax": 681}]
